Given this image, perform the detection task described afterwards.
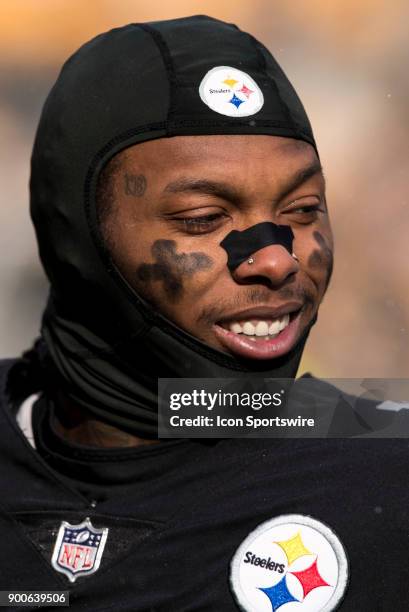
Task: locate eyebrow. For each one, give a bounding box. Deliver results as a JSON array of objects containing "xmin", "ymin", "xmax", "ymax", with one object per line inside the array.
[
  {"xmin": 162, "ymin": 158, "xmax": 324, "ymax": 205},
  {"xmin": 163, "ymin": 177, "xmax": 242, "ymax": 204},
  {"xmin": 277, "ymin": 159, "xmax": 324, "ymax": 201}
]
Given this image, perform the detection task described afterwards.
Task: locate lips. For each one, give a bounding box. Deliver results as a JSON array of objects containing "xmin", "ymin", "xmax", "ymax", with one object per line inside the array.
[{"xmin": 213, "ymin": 304, "xmax": 303, "ymax": 360}]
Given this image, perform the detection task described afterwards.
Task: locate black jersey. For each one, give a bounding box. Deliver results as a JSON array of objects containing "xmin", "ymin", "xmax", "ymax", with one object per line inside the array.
[{"xmin": 0, "ymin": 358, "xmax": 408, "ymax": 611}]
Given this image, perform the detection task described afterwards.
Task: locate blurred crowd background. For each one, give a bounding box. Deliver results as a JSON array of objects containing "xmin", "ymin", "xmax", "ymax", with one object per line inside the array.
[{"xmin": 1, "ymin": 0, "xmax": 408, "ymax": 377}]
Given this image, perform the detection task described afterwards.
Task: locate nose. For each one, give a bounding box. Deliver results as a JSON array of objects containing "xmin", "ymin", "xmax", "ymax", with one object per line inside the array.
[{"xmin": 232, "ymin": 244, "xmax": 299, "ymax": 286}]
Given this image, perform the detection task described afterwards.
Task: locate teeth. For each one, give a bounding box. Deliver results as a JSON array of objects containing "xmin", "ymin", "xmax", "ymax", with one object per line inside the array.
[
  {"xmin": 227, "ymin": 314, "xmax": 292, "ymax": 337},
  {"xmin": 242, "ymin": 322, "xmax": 256, "ymax": 335},
  {"xmin": 269, "ymin": 320, "xmax": 281, "ymax": 335},
  {"xmin": 279, "ymin": 314, "xmax": 290, "ymax": 330},
  {"xmin": 255, "ymin": 321, "xmax": 269, "ymax": 336}
]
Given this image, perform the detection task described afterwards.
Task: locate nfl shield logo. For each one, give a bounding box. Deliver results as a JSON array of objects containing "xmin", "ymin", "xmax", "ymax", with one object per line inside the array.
[{"xmin": 51, "ymin": 518, "xmax": 108, "ymax": 582}]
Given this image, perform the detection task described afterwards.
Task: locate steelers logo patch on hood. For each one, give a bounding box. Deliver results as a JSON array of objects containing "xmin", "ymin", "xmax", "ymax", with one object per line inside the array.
[{"xmin": 199, "ymin": 66, "xmax": 264, "ymax": 117}]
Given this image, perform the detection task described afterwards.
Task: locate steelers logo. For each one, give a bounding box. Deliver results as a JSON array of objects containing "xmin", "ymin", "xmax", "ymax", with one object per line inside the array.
[
  {"xmin": 230, "ymin": 514, "xmax": 349, "ymax": 612},
  {"xmin": 199, "ymin": 66, "xmax": 264, "ymax": 117}
]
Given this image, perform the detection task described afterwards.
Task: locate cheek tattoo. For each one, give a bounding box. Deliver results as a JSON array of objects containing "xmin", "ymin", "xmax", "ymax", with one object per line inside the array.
[
  {"xmin": 308, "ymin": 231, "xmax": 334, "ymax": 289},
  {"xmin": 124, "ymin": 173, "xmax": 147, "ymax": 197},
  {"xmin": 136, "ymin": 240, "xmax": 213, "ymax": 301}
]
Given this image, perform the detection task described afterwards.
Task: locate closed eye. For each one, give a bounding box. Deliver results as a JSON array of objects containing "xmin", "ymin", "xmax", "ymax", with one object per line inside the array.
[
  {"xmin": 281, "ymin": 202, "xmax": 326, "ymax": 224},
  {"xmin": 172, "ymin": 213, "xmax": 227, "ymax": 235}
]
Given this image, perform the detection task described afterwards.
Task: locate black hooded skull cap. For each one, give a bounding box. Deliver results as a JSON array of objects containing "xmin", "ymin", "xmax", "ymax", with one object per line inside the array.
[{"xmin": 30, "ymin": 16, "xmax": 318, "ymax": 435}]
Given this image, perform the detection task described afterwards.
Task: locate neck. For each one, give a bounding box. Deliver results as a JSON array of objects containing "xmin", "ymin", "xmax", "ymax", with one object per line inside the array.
[{"xmin": 52, "ymin": 391, "xmax": 160, "ymax": 449}]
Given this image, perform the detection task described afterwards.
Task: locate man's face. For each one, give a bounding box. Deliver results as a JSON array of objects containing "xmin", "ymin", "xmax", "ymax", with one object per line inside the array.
[{"xmin": 102, "ymin": 135, "xmax": 333, "ymax": 361}]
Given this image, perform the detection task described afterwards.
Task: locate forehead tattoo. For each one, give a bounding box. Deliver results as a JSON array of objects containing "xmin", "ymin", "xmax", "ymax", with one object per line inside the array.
[
  {"xmin": 136, "ymin": 240, "xmax": 213, "ymax": 302},
  {"xmin": 124, "ymin": 173, "xmax": 147, "ymax": 197}
]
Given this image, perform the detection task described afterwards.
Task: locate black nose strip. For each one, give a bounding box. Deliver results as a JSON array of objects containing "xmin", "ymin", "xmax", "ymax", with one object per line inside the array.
[{"xmin": 220, "ymin": 222, "xmax": 294, "ymax": 272}]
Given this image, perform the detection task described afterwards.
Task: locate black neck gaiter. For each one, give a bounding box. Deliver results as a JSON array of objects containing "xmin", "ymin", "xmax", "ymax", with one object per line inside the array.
[
  {"xmin": 40, "ymin": 297, "xmax": 314, "ymax": 436},
  {"xmin": 30, "ymin": 16, "xmax": 319, "ymax": 436}
]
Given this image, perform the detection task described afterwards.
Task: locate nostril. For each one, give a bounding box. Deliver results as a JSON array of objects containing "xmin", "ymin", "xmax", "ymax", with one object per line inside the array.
[{"xmin": 230, "ymin": 249, "xmax": 299, "ymax": 288}]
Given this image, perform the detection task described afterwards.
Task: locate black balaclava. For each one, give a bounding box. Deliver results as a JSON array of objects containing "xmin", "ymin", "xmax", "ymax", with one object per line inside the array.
[{"xmin": 30, "ymin": 15, "xmax": 319, "ymax": 436}]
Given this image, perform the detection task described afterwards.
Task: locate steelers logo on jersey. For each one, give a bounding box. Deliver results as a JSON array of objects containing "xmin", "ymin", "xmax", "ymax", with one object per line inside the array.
[{"xmin": 230, "ymin": 514, "xmax": 348, "ymax": 611}]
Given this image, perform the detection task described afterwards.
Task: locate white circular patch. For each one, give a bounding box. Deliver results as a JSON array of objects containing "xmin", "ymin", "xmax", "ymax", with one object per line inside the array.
[
  {"xmin": 199, "ymin": 66, "xmax": 264, "ymax": 117},
  {"xmin": 230, "ymin": 514, "xmax": 348, "ymax": 612}
]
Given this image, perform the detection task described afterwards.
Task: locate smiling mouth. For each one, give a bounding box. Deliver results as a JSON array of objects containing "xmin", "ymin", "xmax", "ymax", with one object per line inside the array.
[
  {"xmin": 219, "ymin": 312, "xmax": 292, "ymax": 337},
  {"xmin": 212, "ymin": 305, "xmax": 303, "ymax": 360}
]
